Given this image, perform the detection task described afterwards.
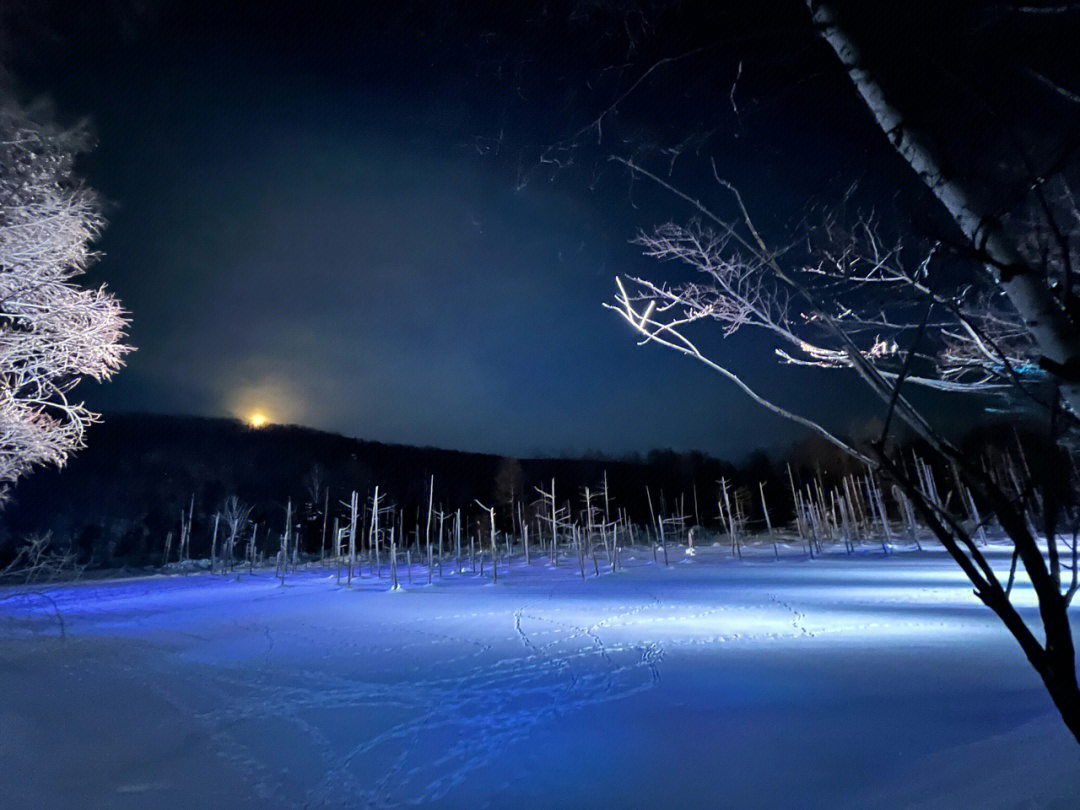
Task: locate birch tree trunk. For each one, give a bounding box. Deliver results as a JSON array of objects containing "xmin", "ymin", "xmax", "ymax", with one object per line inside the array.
[{"xmin": 807, "ymin": 0, "xmax": 1080, "ymax": 417}]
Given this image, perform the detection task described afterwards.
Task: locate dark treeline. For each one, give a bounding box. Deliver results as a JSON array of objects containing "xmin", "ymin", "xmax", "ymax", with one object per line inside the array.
[
  {"xmin": 0, "ymin": 412, "xmax": 1053, "ymax": 570},
  {"xmin": 0, "ymin": 414, "xmax": 745, "ymax": 568}
]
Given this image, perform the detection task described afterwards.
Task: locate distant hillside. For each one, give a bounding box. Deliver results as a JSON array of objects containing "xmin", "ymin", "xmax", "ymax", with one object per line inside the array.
[
  {"xmin": 1, "ymin": 412, "xmax": 1051, "ymax": 570},
  {"xmin": 1, "ymin": 413, "xmax": 754, "ymax": 568}
]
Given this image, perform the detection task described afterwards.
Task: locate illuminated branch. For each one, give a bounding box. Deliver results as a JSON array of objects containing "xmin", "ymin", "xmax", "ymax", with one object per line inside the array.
[{"xmin": 606, "ymin": 276, "xmax": 873, "ymax": 465}]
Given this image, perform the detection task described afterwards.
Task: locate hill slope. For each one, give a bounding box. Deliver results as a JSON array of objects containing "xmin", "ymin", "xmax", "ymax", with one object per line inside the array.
[{"xmin": 0, "ymin": 413, "xmax": 741, "ymax": 567}]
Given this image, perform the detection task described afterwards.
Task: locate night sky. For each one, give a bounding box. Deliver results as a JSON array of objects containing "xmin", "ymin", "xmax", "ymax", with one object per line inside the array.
[{"xmin": 3, "ymin": 1, "xmax": 1077, "ymax": 459}]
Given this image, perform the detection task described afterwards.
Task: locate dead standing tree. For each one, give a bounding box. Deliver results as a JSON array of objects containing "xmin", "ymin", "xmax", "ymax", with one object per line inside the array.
[
  {"xmin": 217, "ymin": 495, "xmax": 252, "ymax": 573},
  {"xmin": 534, "ymin": 480, "xmax": 573, "ymax": 564},
  {"xmin": 605, "ymin": 2, "xmax": 1080, "ymax": 743},
  {"xmin": 303, "ymin": 463, "xmax": 329, "ymax": 558},
  {"xmin": 475, "ymin": 500, "xmax": 499, "ymax": 583}
]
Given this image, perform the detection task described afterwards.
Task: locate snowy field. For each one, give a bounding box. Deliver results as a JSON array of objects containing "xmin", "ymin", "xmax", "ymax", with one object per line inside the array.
[{"xmin": 2, "ymin": 542, "xmax": 1080, "ymax": 809}]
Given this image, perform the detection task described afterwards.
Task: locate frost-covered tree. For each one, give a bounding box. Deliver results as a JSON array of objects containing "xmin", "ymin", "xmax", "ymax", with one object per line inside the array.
[{"xmin": 0, "ymin": 94, "xmax": 130, "ymax": 498}]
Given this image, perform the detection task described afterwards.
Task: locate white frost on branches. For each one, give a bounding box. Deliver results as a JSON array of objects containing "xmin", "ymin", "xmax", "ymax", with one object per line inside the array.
[
  {"xmin": 617, "ymin": 198, "xmax": 1074, "ymax": 406},
  {"xmin": 0, "ymin": 97, "xmax": 131, "ymax": 496}
]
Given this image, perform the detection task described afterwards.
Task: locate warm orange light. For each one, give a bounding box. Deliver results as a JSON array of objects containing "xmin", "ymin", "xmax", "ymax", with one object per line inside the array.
[{"xmin": 248, "ymin": 412, "xmax": 268, "ymax": 428}]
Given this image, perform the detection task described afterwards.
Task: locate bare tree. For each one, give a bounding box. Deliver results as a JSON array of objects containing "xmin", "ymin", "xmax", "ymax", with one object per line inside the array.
[
  {"xmin": 217, "ymin": 495, "xmax": 252, "ymax": 569},
  {"xmin": 304, "ymin": 463, "xmax": 326, "ymax": 509},
  {"xmin": 0, "ymin": 530, "xmax": 82, "ymax": 638},
  {"xmin": 0, "ymin": 94, "xmax": 131, "ymax": 499},
  {"xmin": 0, "ymin": 531, "xmax": 81, "ymax": 585},
  {"xmin": 606, "ymin": 3, "xmax": 1080, "ymax": 743}
]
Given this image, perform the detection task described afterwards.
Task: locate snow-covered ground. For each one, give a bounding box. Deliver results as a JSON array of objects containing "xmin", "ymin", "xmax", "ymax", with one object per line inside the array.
[{"xmin": 2, "ymin": 542, "xmax": 1079, "ymax": 809}]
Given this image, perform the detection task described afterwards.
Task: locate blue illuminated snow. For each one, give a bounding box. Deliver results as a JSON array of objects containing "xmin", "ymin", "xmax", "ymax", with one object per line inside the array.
[{"xmin": 2, "ymin": 543, "xmax": 1079, "ymax": 809}]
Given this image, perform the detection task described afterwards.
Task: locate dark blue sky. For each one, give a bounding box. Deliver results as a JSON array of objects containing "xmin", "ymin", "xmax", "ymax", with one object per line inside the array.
[{"xmin": 5, "ymin": 1, "xmax": 1075, "ymax": 458}]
